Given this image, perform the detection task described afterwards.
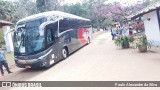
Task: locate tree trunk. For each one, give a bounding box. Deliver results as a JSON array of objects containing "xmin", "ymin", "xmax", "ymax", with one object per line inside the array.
[{"xmin": 95, "ymin": 14, "xmax": 100, "ymax": 31}]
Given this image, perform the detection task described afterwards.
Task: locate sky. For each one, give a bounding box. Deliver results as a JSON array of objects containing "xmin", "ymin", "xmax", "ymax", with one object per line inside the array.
[{"xmin": 64, "ymin": 0, "xmax": 143, "ymax": 5}]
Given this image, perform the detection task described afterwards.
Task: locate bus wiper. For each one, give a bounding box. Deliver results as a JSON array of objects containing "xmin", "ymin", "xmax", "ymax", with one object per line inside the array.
[
  {"xmin": 18, "ymin": 33, "xmax": 25, "ymax": 53},
  {"xmin": 17, "ymin": 26, "xmax": 26, "ymax": 53}
]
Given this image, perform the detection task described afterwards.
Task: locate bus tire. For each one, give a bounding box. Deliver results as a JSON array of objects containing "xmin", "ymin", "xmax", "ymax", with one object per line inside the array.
[{"xmin": 62, "ymin": 47, "xmax": 68, "ymax": 59}]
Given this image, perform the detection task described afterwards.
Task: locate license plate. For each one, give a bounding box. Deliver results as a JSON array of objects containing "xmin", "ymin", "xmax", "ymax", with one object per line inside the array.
[{"xmin": 25, "ymin": 66, "xmax": 31, "ymax": 68}]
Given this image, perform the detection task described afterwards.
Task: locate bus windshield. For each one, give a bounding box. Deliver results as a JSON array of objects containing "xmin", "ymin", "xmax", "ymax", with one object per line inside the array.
[{"xmin": 14, "ymin": 18, "xmax": 45, "ymax": 55}]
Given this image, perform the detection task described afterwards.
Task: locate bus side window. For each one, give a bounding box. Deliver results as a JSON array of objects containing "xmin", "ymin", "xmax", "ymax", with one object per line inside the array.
[
  {"xmin": 59, "ymin": 20, "xmax": 64, "ymax": 33},
  {"xmin": 59, "ymin": 19, "xmax": 69, "ymax": 33}
]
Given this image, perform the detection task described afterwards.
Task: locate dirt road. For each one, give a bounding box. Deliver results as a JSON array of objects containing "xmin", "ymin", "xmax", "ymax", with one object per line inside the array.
[{"xmin": 1, "ymin": 31, "xmax": 160, "ymax": 90}]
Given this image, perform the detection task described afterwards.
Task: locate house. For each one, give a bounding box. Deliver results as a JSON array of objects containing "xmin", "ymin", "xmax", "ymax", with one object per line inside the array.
[
  {"xmin": 0, "ymin": 20, "xmax": 13, "ymax": 52},
  {"xmin": 131, "ymin": 3, "xmax": 160, "ymax": 45}
]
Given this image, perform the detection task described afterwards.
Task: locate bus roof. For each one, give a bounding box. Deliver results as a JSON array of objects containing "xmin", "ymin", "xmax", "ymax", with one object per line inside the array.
[{"xmin": 17, "ymin": 11, "xmax": 90, "ymax": 24}]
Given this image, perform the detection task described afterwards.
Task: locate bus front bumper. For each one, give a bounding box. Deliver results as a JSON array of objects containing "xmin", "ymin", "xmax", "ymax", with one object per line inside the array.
[{"xmin": 15, "ymin": 58, "xmax": 48, "ymax": 68}]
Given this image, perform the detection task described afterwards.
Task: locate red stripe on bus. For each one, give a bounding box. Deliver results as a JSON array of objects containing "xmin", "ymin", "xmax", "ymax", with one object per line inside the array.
[{"xmin": 78, "ymin": 28, "xmax": 88, "ymax": 45}]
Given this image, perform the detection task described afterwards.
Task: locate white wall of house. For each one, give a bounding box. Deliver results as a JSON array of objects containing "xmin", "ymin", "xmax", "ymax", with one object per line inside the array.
[
  {"xmin": 3, "ymin": 26, "xmax": 14, "ymax": 52},
  {"xmin": 143, "ymin": 10, "xmax": 160, "ymax": 45}
]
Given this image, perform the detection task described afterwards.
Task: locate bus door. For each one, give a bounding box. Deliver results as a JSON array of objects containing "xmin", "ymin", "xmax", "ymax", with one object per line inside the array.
[
  {"xmin": 59, "ymin": 19, "xmax": 75, "ymax": 53},
  {"xmin": 45, "ymin": 22, "xmax": 59, "ymax": 65}
]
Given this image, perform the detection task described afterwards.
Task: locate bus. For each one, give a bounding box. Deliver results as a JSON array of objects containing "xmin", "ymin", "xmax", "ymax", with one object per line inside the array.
[{"xmin": 13, "ymin": 11, "xmax": 92, "ymax": 68}]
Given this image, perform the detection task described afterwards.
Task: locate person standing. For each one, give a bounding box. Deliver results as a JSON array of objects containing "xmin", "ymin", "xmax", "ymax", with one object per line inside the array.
[
  {"xmin": 121, "ymin": 26, "xmax": 127, "ymax": 35},
  {"xmin": 111, "ymin": 27, "xmax": 117, "ymax": 40},
  {"xmin": 0, "ymin": 49, "xmax": 12, "ymax": 76},
  {"xmin": 129, "ymin": 25, "xmax": 133, "ymax": 36}
]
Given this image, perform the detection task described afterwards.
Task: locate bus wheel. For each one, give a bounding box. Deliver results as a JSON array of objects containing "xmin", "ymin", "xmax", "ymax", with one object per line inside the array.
[{"xmin": 62, "ymin": 47, "xmax": 68, "ymax": 59}]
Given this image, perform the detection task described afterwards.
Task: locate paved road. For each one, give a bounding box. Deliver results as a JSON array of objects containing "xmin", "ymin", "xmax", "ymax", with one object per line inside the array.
[{"xmin": 1, "ymin": 31, "xmax": 160, "ymax": 90}]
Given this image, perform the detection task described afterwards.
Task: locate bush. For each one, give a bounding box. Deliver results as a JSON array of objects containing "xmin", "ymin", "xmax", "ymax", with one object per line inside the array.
[
  {"xmin": 0, "ymin": 29, "xmax": 5, "ymax": 45},
  {"xmin": 114, "ymin": 35, "xmax": 134, "ymax": 48}
]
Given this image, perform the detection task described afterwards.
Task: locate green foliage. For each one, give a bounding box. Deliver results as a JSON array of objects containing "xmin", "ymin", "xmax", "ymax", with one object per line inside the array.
[
  {"xmin": 135, "ymin": 35, "xmax": 151, "ymax": 48},
  {"xmin": 12, "ymin": 0, "xmax": 37, "ymax": 23},
  {"xmin": 115, "ymin": 28, "xmax": 120, "ymax": 34},
  {"xmin": 36, "ymin": 0, "xmax": 64, "ymax": 13},
  {"xmin": 36, "ymin": 0, "xmax": 46, "ymax": 12},
  {"xmin": 63, "ymin": 3, "xmax": 87, "ymax": 17},
  {"xmin": 0, "ymin": 0, "xmax": 156, "ymax": 27},
  {"xmin": 63, "ymin": 2, "xmax": 104, "ymax": 29},
  {"xmin": 0, "ymin": 29, "xmax": 4, "ymax": 45},
  {"xmin": 101, "ymin": 19, "xmax": 113, "ymax": 27},
  {"xmin": 128, "ymin": 36, "xmax": 135, "ymax": 43},
  {"xmin": 5, "ymin": 52, "xmax": 14, "ymax": 65},
  {"xmin": 114, "ymin": 35, "xmax": 134, "ymax": 48},
  {"xmin": 0, "ymin": 0, "xmax": 16, "ymax": 20}
]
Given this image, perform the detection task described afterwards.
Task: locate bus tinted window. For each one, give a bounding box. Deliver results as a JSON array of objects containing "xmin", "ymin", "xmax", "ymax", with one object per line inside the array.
[
  {"xmin": 59, "ymin": 19, "xmax": 69, "ymax": 33},
  {"xmin": 45, "ymin": 22, "xmax": 58, "ymax": 47},
  {"xmin": 14, "ymin": 18, "xmax": 45, "ymax": 54}
]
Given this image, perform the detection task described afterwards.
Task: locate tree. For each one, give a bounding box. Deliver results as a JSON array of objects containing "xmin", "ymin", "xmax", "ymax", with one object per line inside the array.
[
  {"xmin": 0, "ymin": 0, "xmax": 16, "ymax": 21},
  {"xmin": 63, "ymin": 3, "xmax": 87, "ymax": 17},
  {"xmin": 46, "ymin": 0, "xmax": 64, "ymax": 11},
  {"xmin": 101, "ymin": 19, "xmax": 113, "ymax": 27},
  {"xmin": 94, "ymin": 2, "xmax": 144, "ymax": 25},
  {"xmin": 142, "ymin": 0, "xmax": 151, "ymax": 7},
  {"xmin": 36, "ymin": 0, "xmax": 64, "ymax": 13},
  {"xmin": 13, "ymin": 0, "xmax": 37, "ymax": 23},
  {"xmin": 81, "ymin": 0, "xmax": 107, "ymax": 29},
  {"xmin": 36, "ymin": 0, "xmax": 46, "ymax": 12},
  {"xmin": 0, "ymin": 0, "xmax": 148, "ymax": 29}
]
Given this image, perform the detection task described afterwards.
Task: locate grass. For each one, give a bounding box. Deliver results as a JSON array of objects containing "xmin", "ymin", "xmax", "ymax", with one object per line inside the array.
[{"xmin": 5, "ymin": 52, "xmax": 15, "ymax": 66}]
